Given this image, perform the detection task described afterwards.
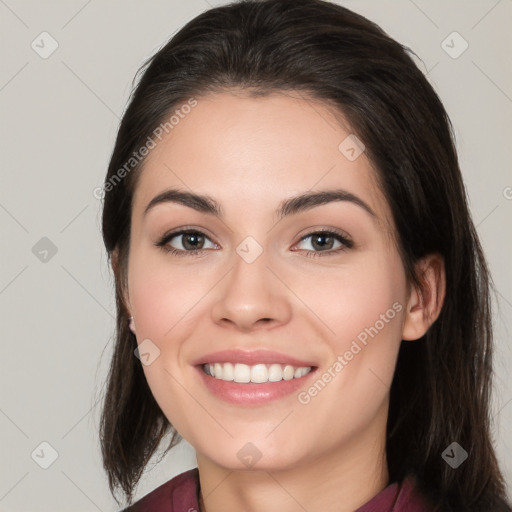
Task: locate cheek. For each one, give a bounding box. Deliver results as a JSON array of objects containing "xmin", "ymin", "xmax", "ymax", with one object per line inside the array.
[
  {"xmin": 127, "ymin": 252, "xmax": 206, "ymax": 435},
  {"xmin": 127, "ymin": 251, "xmax": 213, "ymax": 406},
  {"xmin": 294, "ymin": 250, "xmax": 406, "ymax": 411},
  {"xmin": 341, "ymin": 255, "xmax": 406, "ymax": 370},
  {"xmin": 128, "ymin": 250, "xmax": 208, "ymax": 340},
  {"xmin": 292, "ymin": 249, "xmax": 406, "ymax": 353}
]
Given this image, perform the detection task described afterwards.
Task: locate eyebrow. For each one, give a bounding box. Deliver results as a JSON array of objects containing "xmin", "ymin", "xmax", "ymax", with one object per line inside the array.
[{"xmin": 143, "ymin": 188, "xmax": 376, "ymax": 220}]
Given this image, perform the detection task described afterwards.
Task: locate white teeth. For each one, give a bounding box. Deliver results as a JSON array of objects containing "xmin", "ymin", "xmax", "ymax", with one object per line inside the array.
[
  {"xmin": 250, "ymin": 364, "xmax": 268, "ymax": 383},
  {"xmin": 283, "ymin": 365, "xmax": 294, "ymax": 380},
  {"xmin": 214, "ymin": 363, "xmax": 223, "ymax": 379},
  {"xmin": 221, "ymin": 362, "xmax": 234, "ymax": 381},
  {"xmin": 234, "ymin": 363, "xmax": 251, "ymax": 383},
  {"xmin": 268, "ymin": 363, "xmax": 283, "ymax": 382},
  {"xmin": 203, "ymin": 362, "xmax": 312, "ymax": 383}
]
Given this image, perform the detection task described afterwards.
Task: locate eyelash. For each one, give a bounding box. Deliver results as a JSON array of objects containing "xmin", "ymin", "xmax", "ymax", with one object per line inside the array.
[{"xmin": 155, "ymin": 228, "xmax": 353, "ymax": 258}]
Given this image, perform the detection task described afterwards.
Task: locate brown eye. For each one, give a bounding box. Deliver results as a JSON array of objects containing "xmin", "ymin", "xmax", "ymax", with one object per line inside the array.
[
  {"xmin": 156, "ymin": 229, "xmax": 217, "ymax": 255},
  {"xmin": 179, "ymin": 232, "xmax": 206, "ymax": 250},
  {"xmin": 296, "ymin": 230, "xmax": 353, "ymax": 255},
  {"xmin": 310, "ymin": 233, "xmax": 336, "ymax": 251},
  {"xmin": 301, "ymin": 231, "xmax": 352, "ymax": 252}
]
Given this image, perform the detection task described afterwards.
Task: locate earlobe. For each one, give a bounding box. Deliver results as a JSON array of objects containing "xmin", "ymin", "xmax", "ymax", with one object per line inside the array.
[
  {"xmin": 111, "ymin": 248, "xmax": 135, "ymax": 333},
  {"xmin": 129, "ymin": 316, "xmax": 136, "ymax": 334},
  {"xmin": 401, "ymin": 253, "xmax": 446, "ymax": 341},
  {"xmin": 110, "ymin": 247, "xmax": 120, "ymax": 278}
]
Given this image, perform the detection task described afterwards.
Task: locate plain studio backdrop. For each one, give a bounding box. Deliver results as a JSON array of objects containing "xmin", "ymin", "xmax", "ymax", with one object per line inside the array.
[{"xmin": 0, "ymin": 0, "xmax": 511, "ymax": 510}]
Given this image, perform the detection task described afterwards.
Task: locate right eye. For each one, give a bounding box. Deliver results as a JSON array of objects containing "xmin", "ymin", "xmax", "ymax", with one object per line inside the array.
[
  {"xmin": 155, "ymin": 229, "xmax": 218, "ymax": 256},
  {"xmin": 155, "ymin": 229, "xmax": 220, "ymax": 256}
]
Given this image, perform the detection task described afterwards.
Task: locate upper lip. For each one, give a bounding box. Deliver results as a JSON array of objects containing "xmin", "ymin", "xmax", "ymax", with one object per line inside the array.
[{"xmin": 192, "ymin": 349, "xmax": 317, "ymax": 367}]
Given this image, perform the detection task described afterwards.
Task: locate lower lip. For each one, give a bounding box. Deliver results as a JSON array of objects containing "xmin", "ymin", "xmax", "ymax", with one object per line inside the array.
[{"xmin": 195, "ymin": 365, "xmax": 317, "ymax": 406}]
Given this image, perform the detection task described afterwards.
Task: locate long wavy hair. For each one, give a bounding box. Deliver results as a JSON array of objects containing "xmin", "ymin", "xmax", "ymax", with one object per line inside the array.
[{"xmin": 98, "ymin": 0, "xmax": 511, "ymax": 510}]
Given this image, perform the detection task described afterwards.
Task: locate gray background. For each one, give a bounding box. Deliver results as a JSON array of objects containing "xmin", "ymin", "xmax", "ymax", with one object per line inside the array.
[{"xmin": 1, "ymin": 0, "xmax": 511, "ymax": 510}]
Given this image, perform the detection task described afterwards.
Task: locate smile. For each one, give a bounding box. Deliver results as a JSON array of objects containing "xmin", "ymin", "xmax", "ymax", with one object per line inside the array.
[{"xmin": 203, "ymin": 362, "xmax": 312, "ymax": 383}]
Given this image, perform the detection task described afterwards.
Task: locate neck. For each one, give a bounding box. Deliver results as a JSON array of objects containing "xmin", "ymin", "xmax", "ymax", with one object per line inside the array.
[{"xmin": 196, "ymin": 411, "xmax": 389, "ymax": 512}]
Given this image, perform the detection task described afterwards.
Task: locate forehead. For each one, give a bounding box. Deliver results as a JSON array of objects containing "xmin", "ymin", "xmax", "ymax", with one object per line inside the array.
[{"xmin": 131, "ymin": 91, "xmax": 393, "ymax": 232}]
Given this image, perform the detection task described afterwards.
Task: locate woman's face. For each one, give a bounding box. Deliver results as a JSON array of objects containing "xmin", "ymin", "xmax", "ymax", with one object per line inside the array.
[{"xmin": 125, "ymin": 91, "xmax": 410, "ymax": 472}]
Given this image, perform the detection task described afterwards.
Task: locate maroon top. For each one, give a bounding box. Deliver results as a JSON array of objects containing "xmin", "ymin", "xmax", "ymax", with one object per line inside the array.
[{"xmin": 123, "ymin": 468, "xmax": 435, "ymax": 511}]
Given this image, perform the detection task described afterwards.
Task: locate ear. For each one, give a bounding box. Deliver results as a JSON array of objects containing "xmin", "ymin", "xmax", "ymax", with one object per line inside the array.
[
  {"xmin": 402, "ymin": 253, "xmax": 446, "ymax": 341},
  {"xmin": 111, "ymin": 248, "xmax": 136, "ymax": 334}
]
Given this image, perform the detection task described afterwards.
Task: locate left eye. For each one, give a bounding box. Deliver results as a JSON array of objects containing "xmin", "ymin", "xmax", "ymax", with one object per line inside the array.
[{"xmin": 295, "ymin": 232, "xmax": 349, "ymax": 252}]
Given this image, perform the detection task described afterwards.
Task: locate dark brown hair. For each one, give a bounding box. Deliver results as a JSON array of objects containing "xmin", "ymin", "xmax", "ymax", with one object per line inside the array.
[{"xmin": 99, "ymin": 0, "xmax": 511, "ymax": 510}]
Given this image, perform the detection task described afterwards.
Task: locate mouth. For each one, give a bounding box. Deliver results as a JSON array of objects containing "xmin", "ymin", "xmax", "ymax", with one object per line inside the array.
[
  {"xmin": 194, "ymin": 351, "xmax": 318, "ymax": 405},
  {"xmin": 202, "ymin": 362, "xmax": 313, "ymax": 383},
  {"xmin": 192, "ymin": 348, "xmax": 318, "ymax": 405}
]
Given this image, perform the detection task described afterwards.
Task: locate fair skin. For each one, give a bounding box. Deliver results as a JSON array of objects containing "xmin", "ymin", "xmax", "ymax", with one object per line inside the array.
[{"xmin": 116, "ymin": 90, "xmax": 445, "ymax": 512}]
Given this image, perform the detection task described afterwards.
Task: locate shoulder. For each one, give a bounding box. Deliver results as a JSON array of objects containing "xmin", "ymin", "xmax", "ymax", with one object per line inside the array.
[
  {"xmin": 355, "ymin": 474, "xmax": 437, "ymax": 512},
  {"xmin": 394, "ymin": 475, "xmax": 437, "ymax": 511},
  {"xmin": 121, "ymin": 467, "xmax": 200, "ymax": 512}
]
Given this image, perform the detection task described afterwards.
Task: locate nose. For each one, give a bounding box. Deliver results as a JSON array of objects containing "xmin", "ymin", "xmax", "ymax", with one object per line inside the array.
[{"xmin": 210, "ymin": 246, "xmax": 292, "ymax": 333}]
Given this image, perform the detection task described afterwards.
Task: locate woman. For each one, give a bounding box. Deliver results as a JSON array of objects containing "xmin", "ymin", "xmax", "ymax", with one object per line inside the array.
[{"xmin": 98, "ymin": 0, "xmax": 511, "ymax": 511}]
